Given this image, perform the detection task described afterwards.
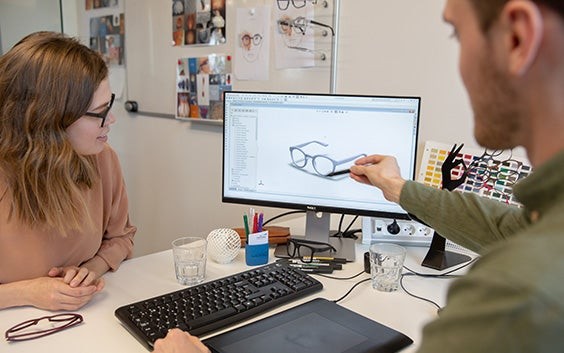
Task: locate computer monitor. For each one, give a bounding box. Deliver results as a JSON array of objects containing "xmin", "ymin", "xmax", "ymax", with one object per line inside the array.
[{"xmin": 222, "ymin": 91, "xmax": 420, "ymax": 261}]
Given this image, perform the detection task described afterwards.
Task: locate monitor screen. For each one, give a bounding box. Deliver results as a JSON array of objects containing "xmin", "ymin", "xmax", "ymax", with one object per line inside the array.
[{"xmin": 222, "ymin": 91, "xmax": 420, "ymax": 260}]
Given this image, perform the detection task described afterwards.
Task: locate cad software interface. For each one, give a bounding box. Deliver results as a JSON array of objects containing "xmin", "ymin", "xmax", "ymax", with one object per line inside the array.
[{"xmin": 223, "ymin": 92, "xmax": 420, "ymax": 216}]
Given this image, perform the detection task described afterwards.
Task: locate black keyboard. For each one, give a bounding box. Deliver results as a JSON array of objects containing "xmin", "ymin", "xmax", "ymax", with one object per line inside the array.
[{"xmin": 115, "ymin": 262, "xmax": 323, "ymax": 349}]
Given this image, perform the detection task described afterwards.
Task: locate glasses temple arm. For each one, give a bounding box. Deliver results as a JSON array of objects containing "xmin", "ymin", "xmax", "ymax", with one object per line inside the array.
[
  {"xmin": 332, "ymin": 153, "xmax": 367, "ymax": 166},
  {"xmin": 292, "ymin": 140, "xmax": 328, "ymax": 149},
  {"xmin": 308, "ymin": 20, "xmax": 335, "ymax": 36},
  {"xmin": 285, "ymin": 46, "xmax": 327, "ymax": 60}
]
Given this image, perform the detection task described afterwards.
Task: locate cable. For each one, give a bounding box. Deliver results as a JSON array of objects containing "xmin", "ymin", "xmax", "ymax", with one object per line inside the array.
[
  {"xmin": 262, "ymin": 210, "xmax": 305, "ymax": 227},
  {"xmin": 400, "ymin": 257, "xmax": 478, "ymax": 313},
  {"xmin": 315, "ymin": 270, "xmax": 365, "ymax": 280},
  {"xmin": 342, "ymin": 215, "xmax": 359, "ymax": 238},
  {"xmin": 346, "ymin": 229, "xmax": 362, "ymax": 238},
  {"xmin": 322, "ymin": 250, "xmax": 477, "ymax": 310},
  {"xmin": 403, "ymin": 257, "xmax": 478, "ymax": 277},
  {"xmin": 335, "ymin": 214, "xmax": 345, "ymax": 237},
  {"xmin": 263, "ymin": 210, "xmax": 360, "ymax": 239},
  {"xmin": 332, "ymin": 278, "xmax": 371, "ymax": 303},
  {"xmin": 332, "ymin": 214, "xmax": 359, "ymax": 239},
  {"xmin": 343, "ymin": 228, "xmax": 362, "ymax": 238},
  {"xmin": 400, "ymin": 274, "xmax": 441, "ymax": 312}
]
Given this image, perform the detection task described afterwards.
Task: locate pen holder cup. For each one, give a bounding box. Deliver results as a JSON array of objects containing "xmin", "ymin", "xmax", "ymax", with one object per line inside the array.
[{"xmin": 245, "ymin": 231, "xmax": 269, "ymax": 266}]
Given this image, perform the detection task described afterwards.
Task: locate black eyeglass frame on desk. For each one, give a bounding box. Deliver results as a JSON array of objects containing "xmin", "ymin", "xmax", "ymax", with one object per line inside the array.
[
  {"xmin": 5, "ymin": 313, "xmax": 83, "ymax": 342},
  {"xmin": 286, "ymin": 238, "xmax": 337, "ymax": 263}
]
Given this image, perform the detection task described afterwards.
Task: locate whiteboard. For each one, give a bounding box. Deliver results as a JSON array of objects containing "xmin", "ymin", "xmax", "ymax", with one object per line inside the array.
[{"xmin": 124, "ymin": 0, "xmax": 334, "ymax": 117}]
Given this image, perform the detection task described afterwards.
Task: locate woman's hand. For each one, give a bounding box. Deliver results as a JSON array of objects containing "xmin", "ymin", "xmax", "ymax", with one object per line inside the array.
[
  {"xmin": 153, "ymin": 329, "xmax": 211, "ymax": 353},
  {"xmin": 48, "ymin": 266, "xmax": 99, "ymax": 287},
  {"xmin": 48, "ymin": 256, "xmax": 109, "ymax": 288},
  {"xmin": 20, "ymin": 276, "xmax": 103, "ymax": 311}
]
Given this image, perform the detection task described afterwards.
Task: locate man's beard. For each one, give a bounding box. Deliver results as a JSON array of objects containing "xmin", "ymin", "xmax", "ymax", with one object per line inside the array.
[{"xmin": 471, "ymin": 59, "xmax": 524, "ymax": 150}]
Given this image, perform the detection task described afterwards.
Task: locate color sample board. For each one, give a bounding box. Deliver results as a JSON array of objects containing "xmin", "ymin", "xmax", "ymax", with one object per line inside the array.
[{"xmin": 418, "ymin": 141, "xmax": 532, "ymax": 206}]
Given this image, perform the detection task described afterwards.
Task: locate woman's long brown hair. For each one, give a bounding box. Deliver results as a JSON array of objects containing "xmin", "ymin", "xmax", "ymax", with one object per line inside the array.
[{"xmin": 0, "ymin": 31, "xmax": 108, "ymax": 235}]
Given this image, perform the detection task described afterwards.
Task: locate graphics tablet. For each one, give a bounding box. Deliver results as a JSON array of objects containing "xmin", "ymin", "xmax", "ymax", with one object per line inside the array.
[{"xmin": 203, "ymin": 298, "xmax": 413, "ymax": 353}]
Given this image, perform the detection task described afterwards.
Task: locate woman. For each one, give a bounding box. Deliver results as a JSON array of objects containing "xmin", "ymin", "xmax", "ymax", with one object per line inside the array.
[{"xmin": 0, "ymin": 31, "xmax": 136, "ymax": 311}]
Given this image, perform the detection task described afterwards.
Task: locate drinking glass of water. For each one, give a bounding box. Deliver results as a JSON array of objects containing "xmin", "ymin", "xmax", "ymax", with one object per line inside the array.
[
  {"xmin": 369, "ymin": 243, "xmax": 406, "ymax": 292},
  {"xmin": 172, "ymin": 236, "xmax": 207, "ymax": 286}
]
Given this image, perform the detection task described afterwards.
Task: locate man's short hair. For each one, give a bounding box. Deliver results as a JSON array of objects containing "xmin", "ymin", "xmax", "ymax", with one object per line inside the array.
[{"xmin": 470, "ymin": 0, "xmax": 564, "ymax": 31}]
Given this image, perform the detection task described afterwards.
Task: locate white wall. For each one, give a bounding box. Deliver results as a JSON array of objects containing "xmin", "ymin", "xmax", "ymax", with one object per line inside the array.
[
  {"xmin": 338, "ymin": 1, "xmax": 475, "ymax": 151},
  {"xmin": 0, "ymin": 0, "xmax": 61, "ymax": 53}
]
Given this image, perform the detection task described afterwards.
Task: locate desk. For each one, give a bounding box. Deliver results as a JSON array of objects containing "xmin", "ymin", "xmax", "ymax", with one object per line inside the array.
[{"xmin": 0, "ymin": 244, "xmax": 469, "ymax": 353}]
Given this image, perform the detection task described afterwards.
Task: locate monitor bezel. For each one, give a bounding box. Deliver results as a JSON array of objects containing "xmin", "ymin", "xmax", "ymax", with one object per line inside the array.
[{"xmin": 221, "ymin": 91, "xmax": 421, "ymax": 221}]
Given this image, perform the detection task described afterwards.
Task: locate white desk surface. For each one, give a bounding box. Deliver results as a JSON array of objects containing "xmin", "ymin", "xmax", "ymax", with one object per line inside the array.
[{"xmin": 1, "ymin": 244, "xmax": 470, "ymax": 353}]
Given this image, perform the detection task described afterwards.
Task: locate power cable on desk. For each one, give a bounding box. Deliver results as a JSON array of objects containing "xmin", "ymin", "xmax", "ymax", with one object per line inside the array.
[
  {"xmin": 399, "ymin": 274, "xmax": 442, "ymax": 312},
  {"xmin": 316, "ymin": 270, "xmax": 365, "ymax": 281},
  {"xmin": 400, "ymin": 257, "xmax": 479, "ymax": 314},
  {"xmin": 332, "ymin": 278, "xmax": 371, "ymax": 304},
  {"xmin": 313, "ymin": 270, "xmax": 369, "ymax": 303},
  {"xmin": 323, "ymin": 257, "xmax": 478, "ymax": 307}
]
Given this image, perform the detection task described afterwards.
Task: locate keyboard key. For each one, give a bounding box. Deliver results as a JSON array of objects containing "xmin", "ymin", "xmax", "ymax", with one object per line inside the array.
[{"xmin": 187, "ymin": 307, "xmax": 237, "ymax": 330}]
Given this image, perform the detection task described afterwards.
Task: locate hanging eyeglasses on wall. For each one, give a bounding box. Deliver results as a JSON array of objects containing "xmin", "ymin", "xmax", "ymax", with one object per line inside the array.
[
  {"xmin": 273, "ymin": 0, "xmax": 333, "ymax": 68},
  {"xmin": 277, "ymin": 16, "xmax": 334, "ymax": 37},
  {"xmin": 276, "ymin": 0, "xmax": 318, "ymax": 11}
]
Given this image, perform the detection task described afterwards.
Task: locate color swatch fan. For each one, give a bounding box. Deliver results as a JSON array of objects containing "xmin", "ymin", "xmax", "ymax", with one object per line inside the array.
[{"xmin": 418, "ymin": 141, "xmax": 532, "ymax": 206}]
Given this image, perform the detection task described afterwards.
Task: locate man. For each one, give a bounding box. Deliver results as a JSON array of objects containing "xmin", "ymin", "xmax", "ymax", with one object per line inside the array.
[
  {"xmin": 351, "ymin": 0, "xmax": 564, "ymax": 352},
  {"xmin": 152, "ymin": 0, "xmax": 563, "ymax": 352}
]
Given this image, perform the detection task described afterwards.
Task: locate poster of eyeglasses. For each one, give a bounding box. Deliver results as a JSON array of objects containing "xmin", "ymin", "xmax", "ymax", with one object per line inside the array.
[
  {"xmin": 274, "ymin": 0, "xmax": 331, "ymax": 69},
  {"xmin": 234, "ymin": 6, "xmax": 271, "ymax": 81},
  {"xmin": 418, "ymin": 141, "xmax": 532, "ymax": 206},
  {"xmin": 176, "ymin": 54, "xmax": 232, "ymax": 120},
  {"xmin": 172, "ymin": 0, "xmax": 226, "ymax": 46}
]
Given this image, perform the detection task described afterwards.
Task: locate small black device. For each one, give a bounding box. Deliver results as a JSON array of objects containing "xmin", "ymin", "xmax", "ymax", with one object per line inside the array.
[
  {"xmin": 124, "ymin": 100, "xmax": 138, "ymax": 112},
  {"xmin": 364, "ymin": 251, "xmax": 371, "ymax": 273},
  {"xmin": 204, "ymin": 298, "xmax": 413, "ymax": 353},
  {"xmin": 115, "ymin": 262, "xmax": 322, "ymax": 350}
]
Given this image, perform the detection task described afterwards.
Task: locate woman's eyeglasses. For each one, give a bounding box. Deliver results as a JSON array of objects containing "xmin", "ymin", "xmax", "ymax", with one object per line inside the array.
[
  {"xmin": 84, "ymin": 93, "xmax": 115, "ymax": 127},
  {"xmin": 5, "ymin": 313, "xmax": 83, "ymax": 342},
  {"xmin": 286, "ymin": 238, "xmax": 337, "ymax": 262}
]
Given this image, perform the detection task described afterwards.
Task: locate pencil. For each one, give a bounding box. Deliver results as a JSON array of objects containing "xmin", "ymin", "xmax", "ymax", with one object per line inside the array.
[{"xmin": 326, "ymin": 169, "xmax": 350, "ymax": 177}]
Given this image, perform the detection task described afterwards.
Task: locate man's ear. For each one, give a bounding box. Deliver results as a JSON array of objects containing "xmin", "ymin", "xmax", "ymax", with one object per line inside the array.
[{"xmin": 500, "ymin": 0, "xmax": 543, "ymax": 76}]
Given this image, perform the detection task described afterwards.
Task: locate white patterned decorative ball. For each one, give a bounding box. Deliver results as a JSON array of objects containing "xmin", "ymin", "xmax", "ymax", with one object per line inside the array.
[{"xmin": 207, "ymin": 228, "xmax": 241, "ymax": 264}]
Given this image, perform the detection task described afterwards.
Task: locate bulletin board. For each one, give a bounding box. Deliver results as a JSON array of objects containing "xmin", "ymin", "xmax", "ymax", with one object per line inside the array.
[{"xmin": 123, "ymin": 0, "xmax": 334, "ymax": 120}]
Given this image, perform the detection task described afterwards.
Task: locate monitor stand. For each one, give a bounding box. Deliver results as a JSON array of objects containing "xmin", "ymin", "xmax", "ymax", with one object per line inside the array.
[
  {"xmin": 274, "ymin": 211, "xmax": 356, "ymax": 262},
  {"xmin": 421, "ymin": 231, "xmax": 471, "ymax": 270}
]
